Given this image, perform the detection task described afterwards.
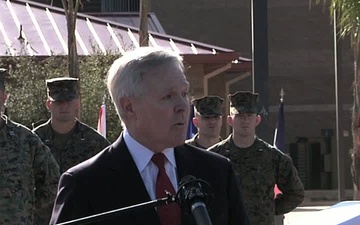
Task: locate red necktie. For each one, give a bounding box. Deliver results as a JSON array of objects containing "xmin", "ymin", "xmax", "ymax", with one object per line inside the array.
[{"xmin": 152, "ymin": 153, "xmax": 182, "ymax": 225}]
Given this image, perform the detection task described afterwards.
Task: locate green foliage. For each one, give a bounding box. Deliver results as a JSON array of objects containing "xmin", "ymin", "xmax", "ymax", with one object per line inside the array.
[
  {"xmin": 79, "ymin": 51, "xmax": 122, "ymax": 142},
  {"xmin": 0, "ymin": 52, "xmax": 122, "ymax": 143},
  {"xmin": 313, "ymin": 0, "xmax": 360, "ymax": 41}
]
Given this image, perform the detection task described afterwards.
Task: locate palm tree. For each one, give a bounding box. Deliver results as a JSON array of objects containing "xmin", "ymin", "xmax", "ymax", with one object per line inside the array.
[{"xmin": 313, "ymin": 0, "xmax": 360, "ymax": 199}]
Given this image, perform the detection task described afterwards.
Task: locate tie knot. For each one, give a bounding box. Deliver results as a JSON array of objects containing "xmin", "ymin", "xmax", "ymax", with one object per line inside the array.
[{"xmin": 152, "ymin": 153, "xmax": 166, "ymax": 171}]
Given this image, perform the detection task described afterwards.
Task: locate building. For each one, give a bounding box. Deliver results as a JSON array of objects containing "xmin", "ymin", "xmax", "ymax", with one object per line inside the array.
[
  {"xmin": 150, "ymin": 0, "xmax": 355, "ymax": 192},
  {"xmin": 3, "ymin": 0, "xmax": 354, "ymax": 192}
]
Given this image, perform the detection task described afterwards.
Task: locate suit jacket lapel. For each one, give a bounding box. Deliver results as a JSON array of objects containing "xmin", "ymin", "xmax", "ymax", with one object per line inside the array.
[
  {"xmin": 175, "ymin": 144, "xmax": 197, "ymax": 183},
  {"xmin": 175, "ymin": 144, "xmax": 197, "ymax": 225},
  {"xmin": 106, "ymin": 135, "xmax": 161, "ymax": 225}
]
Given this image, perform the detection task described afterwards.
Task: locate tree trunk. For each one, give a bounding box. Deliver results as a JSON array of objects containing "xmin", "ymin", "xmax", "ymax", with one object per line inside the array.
[
  {"xmin": 62, "ymin": 0, "xmax": 80, "ymax": 78},
  {"xmin": 68, "ymin": 15, "xmax": 79, "ymax": 78},
  {"xmin": 139, "ymin": 0, "xmax": 149, "ymax": 46},
  {"xmin": 61, "ymin": 0, "xmax": 81, "ymax": 118}
]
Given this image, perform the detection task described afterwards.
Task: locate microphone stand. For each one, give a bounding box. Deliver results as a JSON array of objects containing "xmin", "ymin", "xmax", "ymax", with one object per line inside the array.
[
  {"xmin": 56, "ymin": 194, "xmax": 175, "ymax": 225},
  {"xmin": 176, "ymin": 176, "xmax": 213, "ymax": 225},
  {"xmin": 56, "ymin": 176, "xmax": 213, "ymax": 225}
]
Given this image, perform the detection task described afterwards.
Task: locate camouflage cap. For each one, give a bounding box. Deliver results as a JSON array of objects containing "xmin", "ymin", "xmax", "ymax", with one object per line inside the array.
[
  {"xmin": 46, "ymin": 77, "xmax": 79, "ymax": 101},
  {"xmin": 228, "ymin": 91, "xmax": 259, "ymax": 114},
  {"xmin": 0, "ymin": 68, "xmax": 8, "ymax": 90},
  {"xmin": 192, "ymin": 95, "xmax": 224, "ymax": 116}
]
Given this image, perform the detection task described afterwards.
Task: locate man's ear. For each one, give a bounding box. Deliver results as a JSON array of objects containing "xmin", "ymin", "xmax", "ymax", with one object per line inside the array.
[
  {"xmin": 193, "ymin": 117, "xmax": 199, "ymax": 127},
  {"xmin": 227, "ymin": 115, "xmax": 234, "ymax": 126},
  {"xmin": 120, "ymin": 97, "xmax": 135, "ymax": 118},
  {"xmin": 3, "ymin": 93, "xmax": 8, "ymax": 103},
  {"xmin": 256, "ymin": 115, "xmax": 262, "ymax": 126},
  {"xmin": 46, "ymin": 99, "xmax": 51, "ymax": 110}
]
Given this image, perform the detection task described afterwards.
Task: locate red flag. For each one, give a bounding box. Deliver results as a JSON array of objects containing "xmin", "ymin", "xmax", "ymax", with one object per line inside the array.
[
  {"xmin": 274, "ymin": 184, "xmax": 282, "ymax": 197},
  {"xmin": 97, "ymin": 103, "xmax": 106, "ymax": 138},
  {"xmin": 187, "ymin": 105, "xmax": 197, "ymax": 139}
]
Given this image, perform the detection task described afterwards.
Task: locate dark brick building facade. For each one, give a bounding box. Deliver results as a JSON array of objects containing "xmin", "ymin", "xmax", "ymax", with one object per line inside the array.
[{"xmin": 150, "ymin": 0, "xmax": 354, "ymax": 190}]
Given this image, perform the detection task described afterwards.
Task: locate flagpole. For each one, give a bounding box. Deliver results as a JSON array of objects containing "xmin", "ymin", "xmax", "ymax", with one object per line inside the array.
[
  {"xmin": 251, "ymin": 0, "xmax": 270, "ymax": 142},
  {"xmin": 97, "ymin": 94, "xmax": 107, "ymax": 138},
  {"xmin": 333, "ymin": 9, "xmax": 345, "ymax": 201},
  {"xmin": 274, "ymin": 88, "xmax": 285, "ymax": 152},
  {"xmin": 274, "ymin": 88, "xmax": 285, "ymax": 225},
  {"xmin": 280, "ymin": 88, "xmax": 284, "ymax": 103}
]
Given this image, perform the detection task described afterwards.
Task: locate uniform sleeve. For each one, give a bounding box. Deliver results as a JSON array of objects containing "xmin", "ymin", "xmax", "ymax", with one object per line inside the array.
[
  {"xmin": 32, "ymin": 135, "xmax": 60, "ymax": 225},
  {"xmin": 90, "ymin": 130, "xmax": 110, "ymax": 154},
  {"xmin": 226, "ymin": 161, "xmax": 250, "ymax": 225},
  {"xmin": 275, "ymin": 154, "xmax": 305, "ymax": 214}
]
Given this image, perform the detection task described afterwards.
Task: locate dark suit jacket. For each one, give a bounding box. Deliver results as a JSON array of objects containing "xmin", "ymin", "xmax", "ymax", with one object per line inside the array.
[{"xmin": 50, "ymin": 135, "xmax": 249, "ymax": 225}]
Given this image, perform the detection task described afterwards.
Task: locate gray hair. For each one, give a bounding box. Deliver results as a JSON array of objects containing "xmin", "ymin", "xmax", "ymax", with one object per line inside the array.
[{"xmin": 107, "ymin": 47, "xmax": 184, "ymax": 126}]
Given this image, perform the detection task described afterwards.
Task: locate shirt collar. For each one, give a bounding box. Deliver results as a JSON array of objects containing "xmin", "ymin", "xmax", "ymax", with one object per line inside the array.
[{"xmin": 124, "ymin": 129, "xmax": 176, "ymax": 172}]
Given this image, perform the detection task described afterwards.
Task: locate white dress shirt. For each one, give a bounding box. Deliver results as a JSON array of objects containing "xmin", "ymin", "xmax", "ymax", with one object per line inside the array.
[{"xmin": 124, "ymin": 129, "xmax": 179, "ymax": 200}]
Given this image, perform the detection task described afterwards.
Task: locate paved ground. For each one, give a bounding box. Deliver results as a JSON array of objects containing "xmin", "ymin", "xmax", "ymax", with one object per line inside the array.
[
  {"xmin": 283, "ymin": 201, "xmax": 337, "ymax": 225},
  {"xmin": 284, "ymin": 206, "xmax": 330, "ymax": 224}
]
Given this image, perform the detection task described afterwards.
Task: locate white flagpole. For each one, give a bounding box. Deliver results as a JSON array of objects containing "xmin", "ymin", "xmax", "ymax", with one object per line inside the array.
[{"xmin": 97, "ymin": 95, "xmax": 106, "ymax": 138}]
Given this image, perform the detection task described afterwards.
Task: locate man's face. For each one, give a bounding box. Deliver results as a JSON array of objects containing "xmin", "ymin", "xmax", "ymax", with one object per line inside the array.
[
  {"xmin": 228, "ymin": 112, "xmax": 261, "ymax": 137},
  {"xmin": 47, "ymin": 99, "xmax": 79, "ymax": 122},
  {"xmin": 194, "ymin": 115, "xmax": 222, "ymax": 138},
  {"xmin": 129, "ymin": 63, "xmax": 190, "ymax": 150}
]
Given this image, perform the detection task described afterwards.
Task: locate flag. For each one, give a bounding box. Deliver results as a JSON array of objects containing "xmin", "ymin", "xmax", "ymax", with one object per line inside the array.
[
  {"xmin": 273, "ymin": 89, "xmax": 285, "ymax": 198},
  {"xmin": 97, "ymin": 102, "xmax": 106, "ymax": 138},
  {"xmin": 187, "ymin": 105, "xmax": 197, "ymax": 139},
  {"xmin": 273, "ymin": 93, "xmax": 286, "ymax": 153}
]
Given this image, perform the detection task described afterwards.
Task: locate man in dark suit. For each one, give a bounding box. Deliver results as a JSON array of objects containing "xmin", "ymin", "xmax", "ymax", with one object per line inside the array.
[{"xmin": 50, "ymin": 47, "xmax": 249, "ymax": 225}]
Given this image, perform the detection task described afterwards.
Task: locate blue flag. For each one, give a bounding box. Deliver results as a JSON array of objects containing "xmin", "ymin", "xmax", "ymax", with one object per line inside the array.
[
  {"xmin": 273, "ymin": 97, "xmax": 286, "ymax": 153},
  {"xmin": 187, "ymin": 105, "xmax": 197, "ymax": 139}
]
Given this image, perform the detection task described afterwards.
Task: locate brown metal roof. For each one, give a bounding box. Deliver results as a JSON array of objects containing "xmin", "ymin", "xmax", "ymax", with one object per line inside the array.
[
  {"xmin": 0, "ymin": 0, "xmax": 251, "ymax": 69},
  {"xmin": 86, "ymin": 12, "xmax": 167, "ymax": 34}
]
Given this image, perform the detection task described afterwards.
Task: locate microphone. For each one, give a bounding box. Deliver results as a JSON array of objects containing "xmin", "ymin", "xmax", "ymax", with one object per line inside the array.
[{"xmin": 176, "ymin": 175, "xmax": 213, "ymax": 225}]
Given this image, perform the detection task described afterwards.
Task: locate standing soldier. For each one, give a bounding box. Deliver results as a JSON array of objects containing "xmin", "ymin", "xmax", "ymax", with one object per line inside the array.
[
  {"xmin": 33, "ymin": 77, "xmax": 110, "ymax": 224},
  {"xmin": 186, "ymin": 95, "xmax": 223, "ymax": 149},
  {"xmin": 208, "ymin": 91, "xmax": 304, "ymax": 225},
  {"xmin": 33, "ymin": 77, "xmax": 110, "ymax": 174},
  {"xmin": 0, "ymin": 68, "xmax": 60, "ymax": 225}
]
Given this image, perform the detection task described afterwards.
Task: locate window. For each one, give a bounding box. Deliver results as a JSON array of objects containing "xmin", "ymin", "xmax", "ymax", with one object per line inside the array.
[{"xmin": 101, "ymin": 0, "xmax": 140, "ymax": 12}]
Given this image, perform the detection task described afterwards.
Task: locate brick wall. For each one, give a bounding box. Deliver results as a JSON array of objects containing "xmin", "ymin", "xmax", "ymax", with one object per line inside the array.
[{"xmin": 151, "ymin": 0, "xmax": 355, "ymax": 189}]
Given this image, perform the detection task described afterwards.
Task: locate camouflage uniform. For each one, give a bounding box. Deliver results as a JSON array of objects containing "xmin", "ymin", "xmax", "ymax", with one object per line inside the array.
[
  {"xmin": 0, "ymin": 68, "xmax": 60, "ymax": 225},
  {"xmin": 0, "ymin": 115, "xmax": 60, "ymax": 225},
  {"xmin": 185, "ymin": 95, "xmax": 223, "ymax": 149},
  {"xmin": 208, "ymin": 91, "xmax": 304, "ymax": 225},
  {"xmin": 186, "ymin": 133, "xmax": 222, "ymax": 149},
  {"xmin": 33, "ymin": 119, "xmax": 110, "ymax": 173},
  {"xmin": 33, "ymin": 77, "xmax": 110, "ymax": 173},
  {"xmin": 32, "ymin": 77, "xmax": 110, "ymax": 224},
  {"xmin": 209, "ymin": 136, "xmax": 304, "ymax": 225},
  {"xmin": 186, "ymin": 133, "xmax": 207, "ymax": 148}
]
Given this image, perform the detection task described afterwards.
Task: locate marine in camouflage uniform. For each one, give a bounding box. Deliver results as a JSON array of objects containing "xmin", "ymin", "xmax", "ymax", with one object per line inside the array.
[
  {"xmin": 208, "ymin": 91, "xmax": 304, "ymax": 225},
  {"xmin": 33, "ymin": 77, "xmax": 111, "ymax": 173},
  {"xmin": 33, "ymin": 119, "xmax": 110, "ymax": 173},
  {"xmin": 0, "ymin": 68, "xmax": 60, "ymax": 225},
  {"xmin": 33, "ymin": 77, "xmax": 110, "ymax": 224},
  {"xmin": 186, "ymin": 96, "xmax": 223, "ymax": 149}
]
